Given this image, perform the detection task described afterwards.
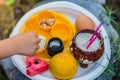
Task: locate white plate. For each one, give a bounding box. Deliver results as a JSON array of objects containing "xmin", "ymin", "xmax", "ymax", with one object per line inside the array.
[{"xmin": 10, "ymin": 1, "xmax": 111, "ymax": 80}]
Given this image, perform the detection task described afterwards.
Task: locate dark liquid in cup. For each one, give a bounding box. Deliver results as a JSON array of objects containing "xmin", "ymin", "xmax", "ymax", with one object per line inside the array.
[{"xmin": 47, "ymin": 37, "xmax": 64, "ymax": 57}]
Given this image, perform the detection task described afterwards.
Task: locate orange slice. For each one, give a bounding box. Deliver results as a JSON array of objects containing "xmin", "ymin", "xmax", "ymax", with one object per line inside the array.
[{"xmin": 51, "ymin": 23, "xmax": 72, "ymax": 42}]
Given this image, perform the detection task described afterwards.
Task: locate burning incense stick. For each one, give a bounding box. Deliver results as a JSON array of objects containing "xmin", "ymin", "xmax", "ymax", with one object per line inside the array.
[
  {"xmin": 86, "ymin": 30, "xmax": 101, "ymax": 49},
  {"xmin": 89, "ymin": 23, "xmax": 102, "ymax": 41}
]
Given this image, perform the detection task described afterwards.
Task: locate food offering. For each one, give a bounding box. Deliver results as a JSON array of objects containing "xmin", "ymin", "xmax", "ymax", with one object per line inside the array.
[
  {"xmin": 37, "ymin": 36, "xmax": 46, "ymax": 53},
  {"xmin": 21, "ymin": 10, "xmax": 76, "ymax": 61},
  {"xmin": 51, "ymin": 22, "xmax": 72, "ymax": 42},
  {"xmin": 70, "ymin": 22, "xmax": 104, "ymax": 68},
  {"xmin": 75, "ymin": 15, "xmax": 95, "ymax": 31},
  {"xmin": 49, "ymin": 52, "xmax": 78, "ymax": 79},
  {"xmin": 36, "ymin": 10, "xmax": 55, "ymax": 31},
  {"xmin": 26, "ymin": 56, "xmax": 49, "ymax": 76},
  {"xmin": 47, "ymin": 37, "xmax": 64, "ymax": 57},
  {"xmin": 20, "ymin": 10, "xmax": 78, "ymax": 79},
  {"xmin": 20, "ymin": 9, "xmax": 104, "ymax": 79}
]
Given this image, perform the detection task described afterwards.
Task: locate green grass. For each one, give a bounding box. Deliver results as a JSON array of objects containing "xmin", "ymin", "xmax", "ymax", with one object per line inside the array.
[
  {"xmin": 104, "ymin": 0, "xmax": 120, "ymax": 80},
  {"xmin": 0, "ymin": 73, "xmax": 8, "ymax": 80},
  {"xmin": 114, "ymin": 23, "xmax": 120, "ymax": 36},
  {"xmin": 92, "ymin": 0, "xmax": 120, "ymax": 79},
  {"xmin": 0, "ymin": 66, "xmax": 8, "ymax": 80}
]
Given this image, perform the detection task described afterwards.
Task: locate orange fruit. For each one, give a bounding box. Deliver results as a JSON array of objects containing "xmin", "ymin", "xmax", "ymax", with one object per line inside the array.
[
  {"xmin": 51, "ymin": 23, "xmax": 72, "ymax": 42},
  {"xmin": 24, "ymin": 19, "xmax": 39, "ymax": 32}
]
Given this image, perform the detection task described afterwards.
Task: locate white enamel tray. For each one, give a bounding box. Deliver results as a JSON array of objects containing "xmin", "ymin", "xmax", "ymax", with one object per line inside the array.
[{"xmin": 10, "ymin": 1, "xmax": 111, "ymax": 80}]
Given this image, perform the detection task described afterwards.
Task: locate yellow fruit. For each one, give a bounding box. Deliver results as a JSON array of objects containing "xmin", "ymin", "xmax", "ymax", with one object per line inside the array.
[{"xmin": 49, "ymin": 52, "xmax": 78, "ymax": 79}]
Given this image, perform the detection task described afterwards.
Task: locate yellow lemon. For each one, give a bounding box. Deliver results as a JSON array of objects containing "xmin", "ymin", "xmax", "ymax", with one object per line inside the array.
[{"xmin": 49, "ymin": 52, "xmax": 78, "ymax": 79}]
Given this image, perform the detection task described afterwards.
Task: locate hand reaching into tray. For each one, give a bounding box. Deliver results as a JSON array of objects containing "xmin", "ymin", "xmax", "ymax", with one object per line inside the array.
[{"xmin": 0, "ymin": 32, "xmax": 40, "ymax": 59}]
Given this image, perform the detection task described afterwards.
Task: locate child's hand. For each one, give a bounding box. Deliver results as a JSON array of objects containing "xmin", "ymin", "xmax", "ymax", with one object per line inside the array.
[{"xmin": 11, "ymin": 32, "xmax": 40, "ymax": 56}]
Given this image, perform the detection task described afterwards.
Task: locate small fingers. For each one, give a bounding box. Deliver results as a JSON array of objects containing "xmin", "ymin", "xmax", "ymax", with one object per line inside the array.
[
  {"xmin": 30, "ymin": 46, "xmax": 39, "ymax": 56},
  {"xmin": 34, "ymin": 45, "xmax": 40, "ymax": 51},
  {"xmin": 33, "ymin": 32, "xmax": 38, "ymax": 38},
  {"xmin": 29, "ymin": 32, "xmax": 38, "ymax": 38},
  {"xmin": 37, "ymin": 38, "xmax": 41, "ymax": 44},
  {"xmin": 34, "ymin": 38, "xmax": 40, "ymax": 46}
]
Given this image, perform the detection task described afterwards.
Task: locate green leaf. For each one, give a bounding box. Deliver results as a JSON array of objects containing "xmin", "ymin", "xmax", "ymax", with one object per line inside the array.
[
  {"xmin": 0, "ymin": 73, "xmax": 8, "ymax": 80},
  {"xmin": 6, "ymin": 0, "xmax": 15, "ymax": 6}
]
